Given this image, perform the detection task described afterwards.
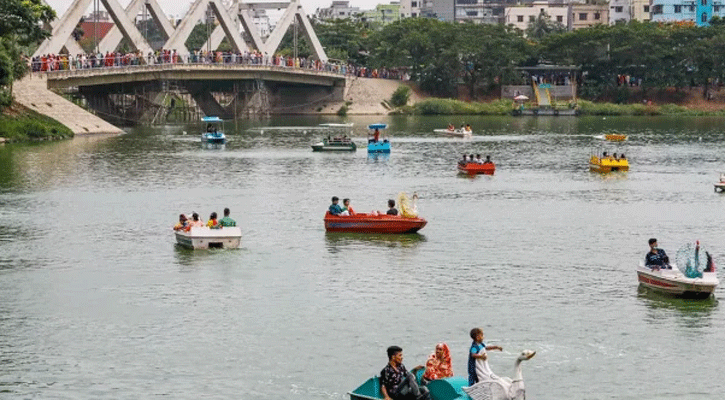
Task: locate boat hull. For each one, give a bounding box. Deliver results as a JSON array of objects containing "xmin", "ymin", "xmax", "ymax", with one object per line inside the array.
[
  {"xmin": 636, "ymin": 265, "xmax": 718, "ymax": 298},
  {"xmin": 174, "ymin": 227, "xmax": 242, "ymax": 249},
  {"xmin": 715, "ymin": 182, "xmax": 725, "ymax": 192},
  {"xmin": 589, "ymin": 156, "xmax": 629, "ymax": 173},
  {"xmin": 201, "ymin": 133, "xmax": 226, "ymax": 144},
  {"xmin": 367, "ymin": 141, "xmax": 391, "ymax": 153},
  {"xmin": 311, "ymin": 142, "xmax": 356, "ymax": 152},
  {"xmin": 605, "ymin": 134, "xmax": 627, "ymax": 141},
  {"xmin": 434, "ymin": 129, "xmax": 472, "ymax": 138},
  {"xmin": 458, "ymin": 162, "xmax": 495, "ymax": 175},
  {"xmin": 324, "ymin": 213, "xmax": 426, "ymax": 233}
]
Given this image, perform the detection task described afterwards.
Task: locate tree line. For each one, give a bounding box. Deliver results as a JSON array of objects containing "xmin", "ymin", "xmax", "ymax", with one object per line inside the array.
[{"xmin": 281, "ymin": 17, "xmax": 725, "ymax": 101}]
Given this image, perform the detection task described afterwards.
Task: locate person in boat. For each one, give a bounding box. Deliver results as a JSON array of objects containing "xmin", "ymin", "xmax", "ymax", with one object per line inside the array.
[
  {"xmin": 613, "ymin": 153, "xmax": 618, "ymax": 160},
  {"xmin": 475, "ymin": 154, "xmax": 483, "ymax": 164},
  {"xmin": 468, "ymin": 327, "xmax": 503, "ymax": 386},
  {"xmin": 387, "ymin": 199, "xmax": 398, "ymax": 216},
  {"xmin": 340, "ymin": 198, "xmax": 355, "ymax": 216},
  {"xmin": 459, "ymin": 154, "xmax": 468, "ymax": 165},
  {"xmin": 465, "ymin": 124, "xmax": 472, "ymax": 133},
  {"xmin": 206, "ymin": 124, "xmax": 214, "ymax": 133},
  {"xmin": 448, "ymin": 123, "xmax": 455, "ymax": 131},
  {"xmin": 373, "ymin": 128, "xmax": 381, "ymax": 143},
  {"xmin": 602, "ymin": 151, "xmax": 609, "ymax": 159},
  {"xmin": 206, "ymin": 212, "xmax": 220, "ymax": 228},
  {"xmin": 173, "ymin": 214, "xmax": 188, "ymax": 231},
  {"xmin": 380, "ymin": 346, "xmax": 429, "ymax": 400},
  {"xmin": 620, "ymin": 154, "xmax": 626, "ymax": 160},
  {"xmin": 218, "ymin": 208, "xmax": 236, "ymax": 227},
  {"xmin": 421, "ymin": 342, "xmax": 453, "ymax": 386},
  {"xmin": 483, "ymin": 155, "xmax": 493, "ymax": 165},
  {"xmin": 645, "ymin": 238, "xmax": 671, "ymax": 270},
  {"xmin": 185, "ymin": 212, "xmax": 204, "ymax": 231},
  {"xmin": 329, "ymin": 196, "xmax": 342, "ymax": 215},
  {"xmin": 460, "ymin": 124, "xmax": 465, "ymax": 132},
  {"xmin": 469, "ymin": 154, "xmax": 475, "ymax": 164}
]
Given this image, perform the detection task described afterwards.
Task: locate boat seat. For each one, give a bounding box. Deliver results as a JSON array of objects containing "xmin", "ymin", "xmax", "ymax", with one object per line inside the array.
[{"xmin": 426, "ymin": 377, "xmax": 471, "ymax": 400}]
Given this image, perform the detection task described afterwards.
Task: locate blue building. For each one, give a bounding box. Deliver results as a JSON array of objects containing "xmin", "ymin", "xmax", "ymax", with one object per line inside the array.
[{"xmin": 651, "ymin": 0, "xmax": 725, "ymax": 26}]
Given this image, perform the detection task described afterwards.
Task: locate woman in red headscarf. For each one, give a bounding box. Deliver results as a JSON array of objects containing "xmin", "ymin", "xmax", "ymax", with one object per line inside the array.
[{"xmin": 422, "ymin": 342, "xmax": 453, "ymax": 385}]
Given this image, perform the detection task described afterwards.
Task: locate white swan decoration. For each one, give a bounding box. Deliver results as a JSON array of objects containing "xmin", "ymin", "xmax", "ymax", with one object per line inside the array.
[{"xmin": 463, "ymin": 350, "xmax": 536, "ymax": 400}]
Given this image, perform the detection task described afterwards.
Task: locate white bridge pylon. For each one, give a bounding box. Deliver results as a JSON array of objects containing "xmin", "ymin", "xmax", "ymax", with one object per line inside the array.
[{"xmin": 35, "ymin": 0, "xmax": 328, "ymax": 62}]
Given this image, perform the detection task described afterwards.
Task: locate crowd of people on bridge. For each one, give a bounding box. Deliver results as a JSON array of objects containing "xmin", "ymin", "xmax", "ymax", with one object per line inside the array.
[{"xmin": 28, "ymin": 48, "xmax": 410, "ymax": 80}]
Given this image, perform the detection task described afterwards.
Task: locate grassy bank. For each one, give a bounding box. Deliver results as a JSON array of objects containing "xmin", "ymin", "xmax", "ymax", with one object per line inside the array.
[
  {"xmin": 398, "ymin": 97, "xmax": 725, "ymax": 116},
  {"xmin": 0, "ymin": 103, "xmax": 74, "ymax": 142}
]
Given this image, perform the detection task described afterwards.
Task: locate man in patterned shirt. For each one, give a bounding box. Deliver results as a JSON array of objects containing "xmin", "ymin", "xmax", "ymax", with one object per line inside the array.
[{"xmin": 380, "ymin": 346, "xmax": 429, "ymax": 400}]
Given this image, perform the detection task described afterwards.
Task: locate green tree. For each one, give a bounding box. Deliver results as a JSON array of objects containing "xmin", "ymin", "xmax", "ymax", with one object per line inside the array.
[
  {"xmin": 0, "ymin": 0, "xmax": 56, "ymax": 109},
  {"xmin": 526, "ymin": 10, "xmax": 566, "ymax": 40}
]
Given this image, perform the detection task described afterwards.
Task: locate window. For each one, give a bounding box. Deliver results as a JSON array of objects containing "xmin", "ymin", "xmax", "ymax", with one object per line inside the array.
[
  {"xmin": 644, "ymin": 5, "xmax": 650, "ymax": 12},
  {"xmin": 715, "ymin": 5, "xmax": 721, "ymax": 12},
  {"xmin": 517, "ymin": 15, "xmax": 524, "ymax": 22},
  {"xmin": 467, "ymin": 11, "xmax": 478, "ymax": 16},
  {"xmin": 412, "ymin": 12, "xmax": 417, "ymax": 16},
  {"xmin": 615, "ymin": 6, "xmax": 623, "ymax": 12},
  {"xmin": 650, "ymin": 4, "xmax": 659, "ymax": 13},
  {"xmin": 411, "ymin": 1, "xmax": 417, "ymax": 6},
  {"xmin": 579, "ymin": 12, "xmax": 588, "ymax": 20},
  {"xmin": 594, "ymin": 12, "xmax": 600, "ymax": 19},
  {"xmin": 702, "ymin": 0, "xmax": 707, "ymax": 5},
  {"xmin": 529, "ymin": 15, "xmax": 536, "ymax": 22},
  {"xmin": 557, "ymin": 15, "xmax": 563, "ymax": 22},
  {"xmin": 702, "ymin": 12, "xmax": 708, "ymax": 22},
  {"xmin": 674, "ymin": 5, "xmax": 682, "ymax": 12},
  {"xmin": 690, "ymin": 5, "xmax": 695, "ymax": 11}
]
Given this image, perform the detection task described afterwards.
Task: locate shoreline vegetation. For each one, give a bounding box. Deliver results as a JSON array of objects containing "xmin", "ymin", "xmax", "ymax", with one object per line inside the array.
[
  {"xmin": 394, "ymin": 98, "xmax": 725, "ymax": 116},
  {"xmin": 0, "ymin": 103, "xmax": 74, "ymax": 143}
]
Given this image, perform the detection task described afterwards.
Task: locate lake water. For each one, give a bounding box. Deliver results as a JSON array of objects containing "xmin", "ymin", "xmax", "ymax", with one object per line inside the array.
[{"xmin": 1, "ymin": 115, "xmax": 724, "ymax": 399}]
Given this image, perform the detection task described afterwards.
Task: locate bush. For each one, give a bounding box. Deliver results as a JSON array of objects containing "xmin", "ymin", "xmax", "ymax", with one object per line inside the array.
[
  {"xmin": 337, "ymin": 104, "xmax": 348, "ymax": 116},
  {"xmin": 0, "ymin": 104, "xmax": 73, "ymax": 141},
  {"xmin": 389, "ymin": 85, "xmax": 411, "ymax": 108}
]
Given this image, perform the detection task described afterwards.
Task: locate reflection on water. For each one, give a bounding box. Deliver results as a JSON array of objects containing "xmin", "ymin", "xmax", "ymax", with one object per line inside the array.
[
  {"xmin": 324, "ymin": 232, "xmax": 426, "ymax": 252},
  {"xmin": 201, "ymin": 142, "xmax": 226, "ymax": 151},
  {"xmin": 366, "ymin": 153, "xmax": 390, "ymax": 163},
  {"xmin": 638, "ymin": 285, "xmax": 719, "ymax": 330}
]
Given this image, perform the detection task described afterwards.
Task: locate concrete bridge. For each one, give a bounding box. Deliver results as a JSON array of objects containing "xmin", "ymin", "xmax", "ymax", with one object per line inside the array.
[{"xmin": 45, "ymin": 63, "xmax": 347, "ymax": 123}]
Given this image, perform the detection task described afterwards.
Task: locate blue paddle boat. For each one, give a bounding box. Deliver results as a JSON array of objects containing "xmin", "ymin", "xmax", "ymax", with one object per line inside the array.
[
  {"xmin": 201, "ymin": 116, "xmax": 226, "ymax": 144},
  {"xmin": 367, "ymin": 123, "xmax": 390, "ymax": 153}
]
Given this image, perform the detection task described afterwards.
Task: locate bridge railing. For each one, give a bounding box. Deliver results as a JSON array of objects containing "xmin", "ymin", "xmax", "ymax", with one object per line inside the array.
[
  {"xmin": 42, "ymin": 62, "xmax": 349, "ymax": 80},
  {"xmin": 36, "ymin": 55, "xmax": 349, "ymax": 79}
]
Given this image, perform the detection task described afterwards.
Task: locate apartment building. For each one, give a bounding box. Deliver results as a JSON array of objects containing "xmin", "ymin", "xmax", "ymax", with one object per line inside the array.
[
  {"xmin": 505, "ymin": 1, "xmax": 568, "ymax": 31},
  {"xmin": 569, "ymin": 3, "xmax": 609, "ymax": 29},
  {"xmin": 400, "ymin": 0, "xmax": 424, "ymax": 17},
  {"xmin": 650, "ymin": 0, "xmax": 725, "ymax": 26}
]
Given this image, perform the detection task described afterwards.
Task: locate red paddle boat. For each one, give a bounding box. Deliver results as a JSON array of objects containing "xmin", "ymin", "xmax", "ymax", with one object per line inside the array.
[
  {"xmin": 324, "ymin": 212, "xmax": 427, "ymax": 234},
  {"xmin": 458, "ymin": 162, "xmax": 495, "ymax": 175}
]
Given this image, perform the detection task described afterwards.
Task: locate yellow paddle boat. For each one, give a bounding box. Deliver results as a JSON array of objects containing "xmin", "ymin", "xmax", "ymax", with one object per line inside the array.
[
  {"xmin": 604, "ymin": 133, "xmax": 627, "ymax": 142},
  {"xmin": 590, "ymin": 150, "xmax": 628, "ymax": 173}
]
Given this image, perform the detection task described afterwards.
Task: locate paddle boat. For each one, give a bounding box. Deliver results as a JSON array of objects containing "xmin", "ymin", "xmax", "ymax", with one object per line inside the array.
[
  {"xmin": 458, "ymin": 161, "xmax": 495, "ymax": 175},
  {"xmin": 637, "ymin": 241, "xmax": 719, "ymax": 298},
  {"xmin": 174, "ymin": 226, "xmax": 242, "ymax": 249},
  {"xmin": 589, "ymin": 149, "xmax": 628, "ymax": 173},
  {"xmin": 367, "ymin": 123, "xmax": 390, "ymax": 153},
  {"xmin": 201, "ymin": 116, "xmax": 226, "ymax": 144},
  {"xmin": 319, "ymin": 123, "xmax": 354, "ymax": 128},
  {"xmin": 714, "ymin": 173, "xmax": 725, "ymax": 192},
  {"xmin": 349, "ymin": 374, "xmax": 469, "ymax": 400},
  {"xmin": 604, "ymin": 133, "xmax": 627, "ymax": 142},
  {"xmin": 311, "ymin": 135, "xmax": 357, "ymax": 151},
  {"xmin": 324, "ymin": 212, "xmax": 426, "ymax": 234},
  {"xmin": 434, "ymin": 128, "xmax": 472, "ymax": 138}
]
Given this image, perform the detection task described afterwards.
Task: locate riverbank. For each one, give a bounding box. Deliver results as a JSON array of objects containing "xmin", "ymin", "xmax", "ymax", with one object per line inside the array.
[
  {"xmin": 395, "ymin": 97, "xmax": 725, "ymax": 116},
  {"xmin": 0, "ymin": 102, "xmax": 74, "ymax": 143}
]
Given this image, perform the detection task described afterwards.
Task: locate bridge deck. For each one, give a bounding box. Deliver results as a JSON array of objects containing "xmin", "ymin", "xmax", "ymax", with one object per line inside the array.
[{"xmin": 45, "ymin": 64, "xmax": 347, "ymax": 89}]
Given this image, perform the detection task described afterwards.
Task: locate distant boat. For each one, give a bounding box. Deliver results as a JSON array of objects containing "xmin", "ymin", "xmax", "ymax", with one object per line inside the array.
[
  {"xmin": 604, "ymin": 133, "xmax": 628, "ymax": 142},
  {"xmin": 458, "ymin": 162, "xmax": 495, "ymax": 175},
  {"xmin": 367, "ymin": 123, "xmax": 390, "ymax": 153},
  {"xmin": 589, "ymin": 150, "xmax": 628, "ymax": 173},
  {"xmin": 201, "ymin": 116, "xmax": 226, "ymax": 144},
  {"xmin": 319, "ymin": 123, "xmax": 354, "ymax": 128},
  {"xmin": 714, "ymin": 173, "xmax": 725, "ymax": 192},
  {"xmin": 311, "ymin": 136, "xmax": 357, "ymax": 152},
  {"xmin": 434, "ymin": 128, "xmax": 472, "ymax": 138}
]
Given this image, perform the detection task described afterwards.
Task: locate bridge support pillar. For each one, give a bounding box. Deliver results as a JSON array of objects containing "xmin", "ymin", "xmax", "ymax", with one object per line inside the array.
[{"xmin": 185, "ymin": 83, "xmax": 233, "ymax": 119}]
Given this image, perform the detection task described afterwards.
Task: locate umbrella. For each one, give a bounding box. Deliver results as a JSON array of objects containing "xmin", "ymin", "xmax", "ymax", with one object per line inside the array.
[{"xmin": 514, "ymin": 95, "xmax": 529, "ymax": 101}]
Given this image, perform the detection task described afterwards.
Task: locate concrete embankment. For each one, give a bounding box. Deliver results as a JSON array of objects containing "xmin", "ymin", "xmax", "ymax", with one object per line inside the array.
[{"xmin": 12, "ymin": 75, "xmax": 124, "ymax": 135}]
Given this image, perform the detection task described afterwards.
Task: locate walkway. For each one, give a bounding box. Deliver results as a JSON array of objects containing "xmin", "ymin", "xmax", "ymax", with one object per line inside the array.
[{"xmin": 13, "ymin": 75, "xmax": 124, "ymax": 135}]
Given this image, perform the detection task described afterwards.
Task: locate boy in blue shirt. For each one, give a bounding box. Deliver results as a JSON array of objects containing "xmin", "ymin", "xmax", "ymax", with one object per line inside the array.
[
  {"xmin": 467, "ymin": 327, "xmax": 503, "ymax": 385},
  {"xmin": 329, "ymin": 196, "xmax": 342, "ymax": 215}
]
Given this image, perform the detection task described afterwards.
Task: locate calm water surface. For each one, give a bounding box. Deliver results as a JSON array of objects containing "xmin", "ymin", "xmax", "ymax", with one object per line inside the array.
[{"xmin": 1, "ymin": 115, "xmax": 724, "ymax": 399}]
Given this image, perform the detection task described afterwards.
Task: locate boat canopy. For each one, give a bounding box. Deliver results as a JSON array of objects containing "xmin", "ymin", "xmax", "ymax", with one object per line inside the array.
[
  {"xmin": 202, "ymin": 116, "xmax": 223, "ymax": 122},
  {"xmin": 368, "ymin": 123, "xmax": 387, "ymax": 130}
]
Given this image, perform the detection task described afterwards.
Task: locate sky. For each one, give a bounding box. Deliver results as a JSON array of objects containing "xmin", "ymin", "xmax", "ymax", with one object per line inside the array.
[{"xmin": 44, "ymin": 0, "xmax": 382, "ymax": 20}]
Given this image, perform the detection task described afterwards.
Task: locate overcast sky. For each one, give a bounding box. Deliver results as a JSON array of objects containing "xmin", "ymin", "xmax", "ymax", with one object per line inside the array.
[{"xmin": 44, "ymin": 0, "xmax": 383, "ymax": 19}]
